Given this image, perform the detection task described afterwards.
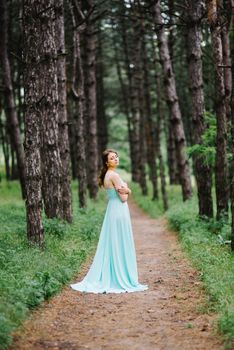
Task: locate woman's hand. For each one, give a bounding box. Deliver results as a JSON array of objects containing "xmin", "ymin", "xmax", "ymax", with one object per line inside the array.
[{"xmin": 118, "ymin": 186, "xmax": 131, "ymax": 195}]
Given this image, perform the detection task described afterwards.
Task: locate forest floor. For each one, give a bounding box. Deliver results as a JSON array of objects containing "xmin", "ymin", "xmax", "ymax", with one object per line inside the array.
[{"xmin": 10, "ymin": 198, "xmax": 224, "ymax": 350}]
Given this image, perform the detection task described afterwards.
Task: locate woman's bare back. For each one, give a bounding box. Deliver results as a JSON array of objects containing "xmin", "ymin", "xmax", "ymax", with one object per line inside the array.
[{"xmin": 103, "ymin": 170, "xmax": 120, "ymax": 189}]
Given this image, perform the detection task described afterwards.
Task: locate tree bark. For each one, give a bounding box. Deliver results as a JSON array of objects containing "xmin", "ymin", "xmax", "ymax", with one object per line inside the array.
[
  {"xmin": 119, "ymin": 1, "xmax": 141, "ymax": 182},
  {"xmin": 11, "ymin": 148, "xmax": 17, "ymax": 180},
  {"xmin": 155, "ymin": 64, "xmax": 168, "ymax": 211},
  {"xmin": 168, "ymin": 0, "xmax": 175, "ymax": 63},
  {"xmin": 69, "ymin": 0, "xmax": 87, "ymax": 208},
  {"xmin": 138, "ymin": 57, "xmax": 148, "ymax": 196},
  {"xmin": 186, "ymin": 0, "xmax": 213, "ymax": 218},
  {"xmin": 67, "ymin": 98, "xmax": 78, "ymax": 180},
  {"xmin": 0, "ymin": 109, "xmax": 10, "ymax": 180},
  {"xmin": 207, "ymin": 0, "xmax": 229, "ymax": 219},
  {"xmin": 138, "ymin": 107, "xmax": 148, "ymax": 196},
  {"xmin": 55, "ymin": 0, "xmax": 73, "ymax": 223},
  {"xmin": 82, "ymin": 0, "xmax": 99, "ymax": 200},
  {"xmin": 23, "ymin": 0, "xmax": 45, "ymax": 246},
  {"xmin": 96, "ymin": 27, "xmax": 108, "ymax": 167},
  {"xmin": 167, "ymin": 126, "xmax": 179, "ymax": 184},
  {"xmin": 0, "ymin": 0, "xmax": 26, "ymax": 199},
  {"xmin": 142, "ymin": 31, "xmax": 158, "ymax": 199},
  {"xmin": 229, "ymin": 1, "xmax": 234, "ymax": 250},
  {"xmin": 37, "ymin": 1, "xmax": 63, "ymax": 219},
  {"xmin": 151, "ymin": 36, "xmax": 179, "ymax": 186},
  {"xmin": 231, "ymin": 76, "xmax": 234, "ymax": 250},
  {"xmin": 221, "ymin": 0, "xmax": 232, "ymax": 121},
  {"xmin": 152, "ymin": 0, "xmax": 193, "ymax": 201},
  {"xmin": 128, "ymin": 4, "xmax": 144, "ymax": 187},
  {"xmin": 112, "ymin": 25, "xmax": 133, "ymax": 162}
]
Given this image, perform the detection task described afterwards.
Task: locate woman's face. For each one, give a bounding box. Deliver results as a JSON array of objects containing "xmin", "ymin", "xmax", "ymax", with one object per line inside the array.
[{"xmin": 107, "ymin": 152, "xmax": 119, "ymax": 168}]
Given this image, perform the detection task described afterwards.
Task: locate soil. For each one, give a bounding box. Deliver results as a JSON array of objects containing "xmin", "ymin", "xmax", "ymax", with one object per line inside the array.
[{"xmin": 11, "ymin": 198, "xmax": 224, "ymax": 350}]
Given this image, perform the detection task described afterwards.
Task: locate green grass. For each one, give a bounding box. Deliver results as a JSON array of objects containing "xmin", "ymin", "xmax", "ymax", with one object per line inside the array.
[
  {"xmin": 131, "ymin": 180, "xmax": 234, "ymax": 348},
  {"xmin": 0, "ymin": 180, "xmax": 107, "ymax": 350}
]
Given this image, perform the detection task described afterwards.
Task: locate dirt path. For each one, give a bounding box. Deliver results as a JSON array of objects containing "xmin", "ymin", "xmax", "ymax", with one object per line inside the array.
[{"xmin": 11, "ymin": 199, "xmax": 223, "ymax": 350}]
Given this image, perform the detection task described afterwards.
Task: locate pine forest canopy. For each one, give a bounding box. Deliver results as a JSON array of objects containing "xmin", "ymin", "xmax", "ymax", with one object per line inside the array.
[{"xmin": 0, "ymin": 0, "xmax": 234, "ymax": 249}]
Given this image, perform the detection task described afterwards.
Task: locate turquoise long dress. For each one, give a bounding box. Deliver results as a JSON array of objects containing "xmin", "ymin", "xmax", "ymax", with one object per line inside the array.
[{"xmin": 70, "ymin": 187, "xmax": 148, "ymax": 294}]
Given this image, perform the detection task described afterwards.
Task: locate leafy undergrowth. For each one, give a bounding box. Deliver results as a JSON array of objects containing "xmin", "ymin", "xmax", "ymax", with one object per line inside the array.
[
  {"xmin": 0, "ymin": 179, "xmax": 106, "ymax": 350},
  {"xmin": 132, "ymin": 181, "xmax": 234, "ymax": 348}
]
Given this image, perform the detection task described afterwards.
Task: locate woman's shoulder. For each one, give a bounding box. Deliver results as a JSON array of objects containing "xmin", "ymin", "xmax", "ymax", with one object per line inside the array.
[
  {"xmin": 104, "ymin": 170, "xmax": 119, "ymax": 187},
  {"xmin": 106, "ymin": 170, "xmax": 120, "ymax": 179}
]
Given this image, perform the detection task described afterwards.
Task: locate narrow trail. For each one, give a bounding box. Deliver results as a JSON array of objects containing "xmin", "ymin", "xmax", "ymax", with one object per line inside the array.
[{"xmin": 11, "ymin": 199, "xmax": 223, "ymax": 350}]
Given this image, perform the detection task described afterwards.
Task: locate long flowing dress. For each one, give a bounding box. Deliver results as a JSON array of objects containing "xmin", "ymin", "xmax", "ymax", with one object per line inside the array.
[{"xmin": 70, "ymin": 186, "xmax": 148, "ymax": 294}]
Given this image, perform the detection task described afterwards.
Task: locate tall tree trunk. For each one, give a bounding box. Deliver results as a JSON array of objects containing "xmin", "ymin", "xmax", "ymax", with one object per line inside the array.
[
  {"xmin": 37, "ymin": 2, "xmax": 62, "ymax": 219},
  {"xmin": 168, "ymin": 0, "xmax": 175, "ymax": 63},
  {"xmin": 155, "ymin": 66, "xmax": 168, "ymax": 211},
  {"xmin": 167, "ymin": 124, "xmax": 179, "ymax": 184},
  {"xmin": 67, "ymin": 98, "xmax": 77, "ymax": 180},
  {"xmin": 55, "ymin": 0, "xmax": 73, "ymax": 222},
  {"xmin": 96, "ymin": 28, "xmax": 108, "ymax": 167},
  {"xmin": 142, "ymin": 32, "xmax": 158, "ymax": 199},
  {"xmin": 138, "ymin": 109, "xmax": 148, "ymax": 196},
  {"xmin": 152, "ymin": 0, "xmax": 192, "ymax": 201},
  {"xmin": 221, "ymin": 0, "xmax": 232, "ymax": 122},
  {"xmin": 186, "ymin": 0, "xmax": 213, "ymax": 218},
  {"xmin": 11, "ymin": 148, "xmax": 17, "ymax": 180},
  {"xmin": 128, "ymin": 4, "xmax": 144, "ymax": 187},
  {"xmin": 82, "ymin": 0, "xmax": 99, "ymax": 200},
  {"xmin": 207, "ymin": 0, "xmax": 229, "ymax": 219},
  {"xmin": 69, "ymin": 0, "xmax": 87, "ymax": 208},
  {"xmin": 112, "ymin": 26, "xmax": 133, "ymax": 165},
  {"xmin": 229, "ymin": 1, "xmax": 234, "ymax": 250},
  {"xmin": 16, "ymin": 65, "xmax": 24, "ymax": 134},
  {"xmin": 138, "ymin": 60, "xmax": 148, "ymax": 196},
  {"xmin": 119, "ymin": 1, "xmax": 141, "ymax": 182},
  {"xmin": 231, "ymin": 80, "xmax": 234, "ymax": 250},
  {"xmin": 23, "ymin": 0, "xmax": 44, "ymax": 246},
  {"xmin": 0, "ymin": 0, "xmax": 26, "ymax": 199},
  {"xmin": 0, "ymin": 112, "xmax": 10, "ymax": 180},
  {"xmin": 151, "ymin": 36, "xmax": 179, "ymax": 185},
  {"xmin": 158, "ymin": 148, "xmax": 168, "ymax": 211}
]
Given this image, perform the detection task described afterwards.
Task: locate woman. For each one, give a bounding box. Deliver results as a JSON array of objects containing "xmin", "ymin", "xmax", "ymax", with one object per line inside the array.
[{"xmin": 70, "ymin": 149, "xmax": 148, "ymax": 294}]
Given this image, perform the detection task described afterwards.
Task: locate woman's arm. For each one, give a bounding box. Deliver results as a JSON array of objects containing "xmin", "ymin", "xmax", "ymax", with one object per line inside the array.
[
  {"xmin": 118, "ymin": 187, "xmax": 131, "ymax": 194},
  {"xmin": 110, "ymin": 173, "xmax": 131, "ymax": 194},
  {"xmin": 121, "ymin": 180, "xmax": 131, "ymax": 194}
]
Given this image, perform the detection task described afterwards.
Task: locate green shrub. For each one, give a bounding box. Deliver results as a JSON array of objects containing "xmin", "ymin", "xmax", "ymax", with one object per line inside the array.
[
  {"xmin": 44, "ymin": 218, "xmax": 69, "ymax": 239},
  {"xmin": 218, "ymin": 309, "xmax": 234, "ymax": 343},
  {"xmin": 0, "ymin": 315, "xmax": 13, "ymax": 350}
]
